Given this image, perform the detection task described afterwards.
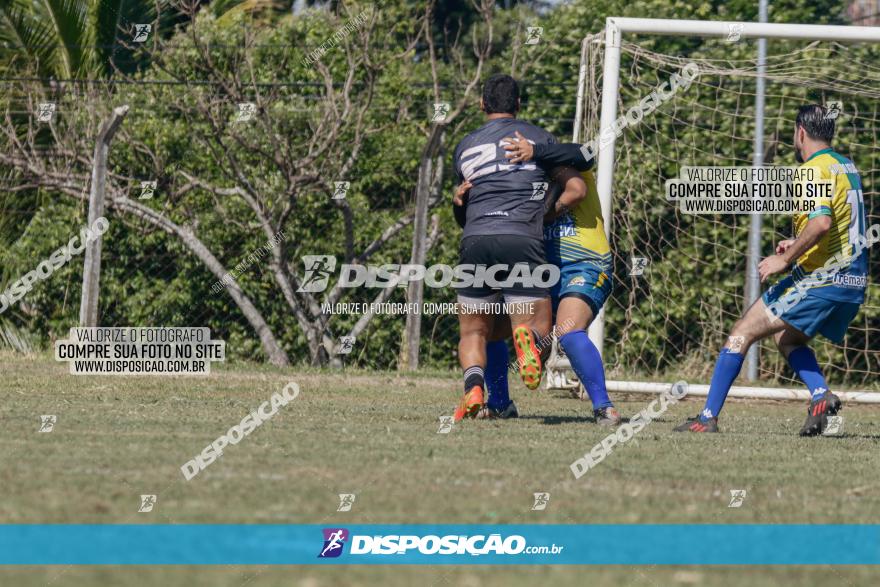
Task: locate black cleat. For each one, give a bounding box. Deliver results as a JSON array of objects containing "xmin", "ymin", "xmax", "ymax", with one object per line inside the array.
[
  {"xmin": 475, "ymin": 400, "xmax": 520, "ymax": 420},
  {"xmin": 673, "ymin": 415, "xmax": 719, "ymax": 433},
  {"xmin": 593, "ymin": 406, "xmax": 622, "ymax": 426},
  {"xmin": 799, "ymin": 390, "xmax": 842, "ymax": 437}
]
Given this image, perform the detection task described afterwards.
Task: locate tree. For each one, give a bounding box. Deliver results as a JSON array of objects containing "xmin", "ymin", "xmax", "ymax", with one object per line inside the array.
[{"xmin": 0, "ymin": 1, "xmax": 502, "ymax": 366}]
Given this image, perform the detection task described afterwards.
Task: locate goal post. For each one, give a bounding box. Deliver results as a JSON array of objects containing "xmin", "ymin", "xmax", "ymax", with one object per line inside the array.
[{"xmin": 546, "ymin": 17, "xmax": 880, "ymax": 403}]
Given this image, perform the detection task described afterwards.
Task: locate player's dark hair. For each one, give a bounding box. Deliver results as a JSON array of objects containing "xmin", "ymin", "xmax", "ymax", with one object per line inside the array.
[
  {"xmin": 482, "ymin": 74, "xmax": 519, "ymax": 115},
  {"xmin": 795, "ymin": 104, "xmax": 835, "ymax": 143}
]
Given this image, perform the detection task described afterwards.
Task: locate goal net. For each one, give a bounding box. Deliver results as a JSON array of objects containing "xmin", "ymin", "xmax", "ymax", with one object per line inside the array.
[{"xmin": 552, "ymin": 22, "xmax": 880, "ymax": 396}]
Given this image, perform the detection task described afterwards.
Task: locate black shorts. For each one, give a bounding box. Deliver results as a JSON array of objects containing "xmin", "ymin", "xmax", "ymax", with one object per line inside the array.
[{"xmin": 456, "ymin": 234, "xmax": 552, "ymax": 300}]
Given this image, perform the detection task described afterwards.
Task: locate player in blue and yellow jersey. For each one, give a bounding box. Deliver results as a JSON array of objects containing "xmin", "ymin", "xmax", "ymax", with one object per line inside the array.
[
  {"xmin": 675, "ymin": 104, "xmax": 868, "ymax": 436},
  {"xmin": 463, "ymin": 133, "xmax": 622, "ymax": 425}
]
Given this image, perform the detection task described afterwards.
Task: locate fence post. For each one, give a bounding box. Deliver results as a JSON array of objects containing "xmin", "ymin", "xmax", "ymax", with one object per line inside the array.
[
  {"xmin": 79, "ymin": 105, "xmax": 129, "ymax": 327},
  {"xmin": 745, "ymin": 0, "xmax": 768, "ymax": 381},
  {"xmin": 400, "ymin": 127, "xmax": 444, "ymax": 370}
]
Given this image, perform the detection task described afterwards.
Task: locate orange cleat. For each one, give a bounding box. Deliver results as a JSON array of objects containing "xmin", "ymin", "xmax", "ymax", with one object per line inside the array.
[
  {"xmin": 453, "ymin": 385, "xmax": 485, "ymax": 422},
  {"xmin": 513, "ymin": 325, "xmax": 542, "ymax": 390}
]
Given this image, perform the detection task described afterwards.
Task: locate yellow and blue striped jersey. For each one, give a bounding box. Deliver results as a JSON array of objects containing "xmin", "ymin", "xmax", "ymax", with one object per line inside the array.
[
  {"xmin": 792, "ymin": 148, "xmax": 867, "ymax": 303},
  {"xmin": 543, "ymin": 170, "xmax": 612, "ymax": 269}
]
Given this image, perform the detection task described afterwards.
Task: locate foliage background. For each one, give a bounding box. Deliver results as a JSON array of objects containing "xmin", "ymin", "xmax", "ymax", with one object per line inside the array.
[{"xmin": 1, "ymin": 0, "xmax": 878, "ymax": 388}]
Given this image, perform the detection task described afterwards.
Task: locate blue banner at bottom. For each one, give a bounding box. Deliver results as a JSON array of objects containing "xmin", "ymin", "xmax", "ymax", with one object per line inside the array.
[{"xmin": 1, "ymin": 524, "xmax": 878, "ymax": 565}]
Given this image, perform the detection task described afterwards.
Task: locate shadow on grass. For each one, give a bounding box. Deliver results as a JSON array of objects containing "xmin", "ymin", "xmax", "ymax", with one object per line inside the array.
[{"xmin": 519, "ymin": 414, "xmax": 596, "ymax": 425}]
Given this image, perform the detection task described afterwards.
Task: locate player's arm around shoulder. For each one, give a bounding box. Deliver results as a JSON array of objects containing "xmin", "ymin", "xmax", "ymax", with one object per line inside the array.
[{"xmin": 545, "ymin": 166, "xmax": 586, "ymax": 223}]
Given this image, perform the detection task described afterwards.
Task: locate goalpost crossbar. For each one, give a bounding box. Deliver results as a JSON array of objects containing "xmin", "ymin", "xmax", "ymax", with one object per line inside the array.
[{"xmin": 555, "ymin": 17, "xmax": 880, "ymax": 404}]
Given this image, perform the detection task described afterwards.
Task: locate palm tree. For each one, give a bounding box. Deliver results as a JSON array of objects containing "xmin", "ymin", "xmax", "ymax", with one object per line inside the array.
[
  {"xmin": 0, "ymin": 0, "xmax": 285, "ymax": 80},
  {"xmin": 0, "ymin": 0, "xmax": 163, "ymax": 78},
  {"xmin": 0, "ymin": 0, "xmax": 179, "ymax": 348}
]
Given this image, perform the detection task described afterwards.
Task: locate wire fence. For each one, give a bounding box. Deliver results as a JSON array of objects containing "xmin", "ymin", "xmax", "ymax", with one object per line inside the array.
[
  {"xmin": 576, "ymin": 37, "xmax": 880, "ymax": 389},
  {"xmin": 4, "ymin": 16, "xmax": 879, "ymax": 390}
]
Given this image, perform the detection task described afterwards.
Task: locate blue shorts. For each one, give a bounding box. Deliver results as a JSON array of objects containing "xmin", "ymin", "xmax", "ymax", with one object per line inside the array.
[
  {"xmin": 762, "ymin": 276, "xmax": 860, "ymax": 343},
  {"xmin": 550, "ymin": 261, "xmax": 613, "ymax": 316}
]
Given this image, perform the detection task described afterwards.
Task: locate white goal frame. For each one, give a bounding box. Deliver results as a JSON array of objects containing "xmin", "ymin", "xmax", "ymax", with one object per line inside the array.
[{"xmin": 545, "ymin": 17, "xmax": 880, "ymax": 404}]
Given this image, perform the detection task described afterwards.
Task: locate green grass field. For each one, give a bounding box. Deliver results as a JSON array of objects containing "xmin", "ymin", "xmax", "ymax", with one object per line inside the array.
[{"xmin": 2, "ymin": 351, "xmax": 880, "ymax": 586}]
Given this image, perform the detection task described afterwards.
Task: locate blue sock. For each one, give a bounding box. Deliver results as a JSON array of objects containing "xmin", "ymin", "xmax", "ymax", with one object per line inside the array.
[
  {"xmin": 559, "ymin": 330, "xmax": 613, "ymax": 409},
  {"xmin": 485, "ymin": 340, "xmax": 510, "ymax": 410},
  {"xmin": 787, "ymin": 346, "xmax": 829, "ymax": 402},
  {"xmin": 701, "ymin": 348, "xmax": 745, "ymax": 421}
]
